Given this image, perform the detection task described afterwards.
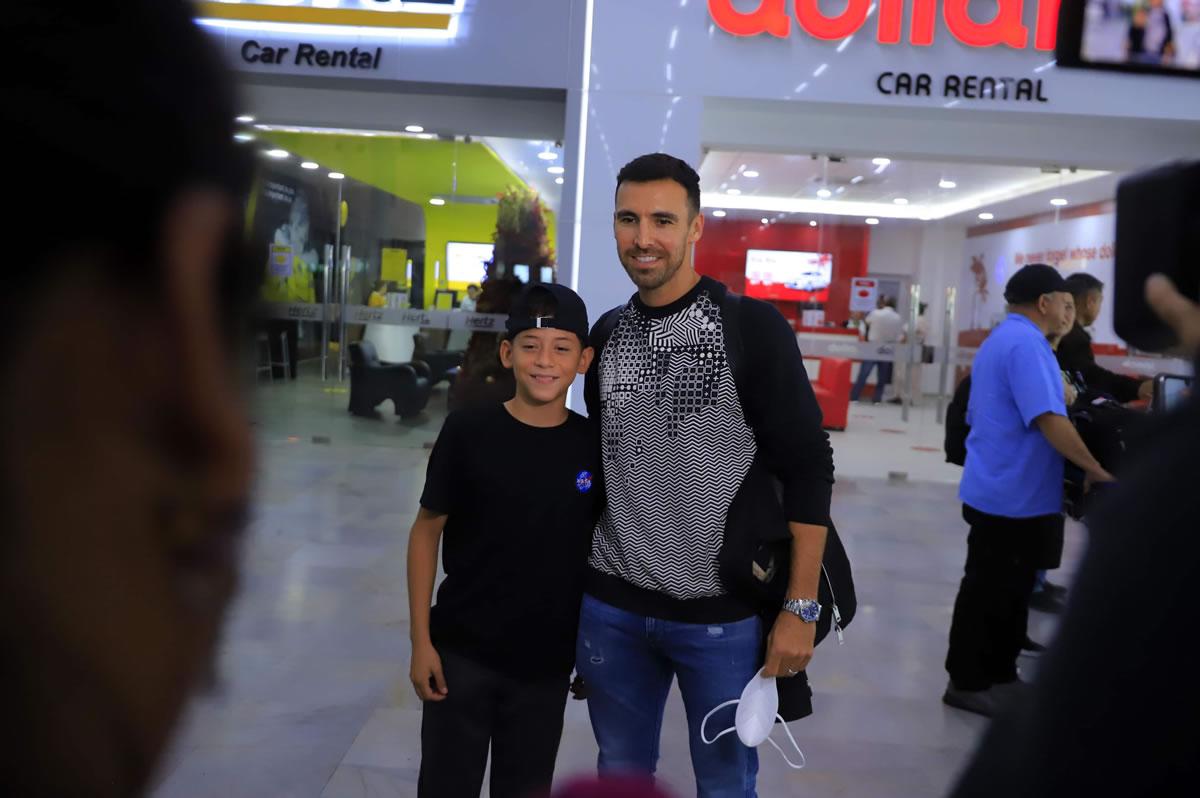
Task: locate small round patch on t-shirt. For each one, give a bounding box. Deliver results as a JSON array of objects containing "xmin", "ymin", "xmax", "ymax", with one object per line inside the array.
[{"xmin": 575, "ymin": 470, "xmax": 594, "ymax": 493}]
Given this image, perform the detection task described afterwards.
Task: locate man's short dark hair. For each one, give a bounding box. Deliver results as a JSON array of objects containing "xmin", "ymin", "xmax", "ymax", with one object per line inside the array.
[
  {"xmin": 615, "ymin": 154, "xmax": 701, "ymax": 217},
  {"xmin": 884, "ymin": 296, "xmax": 898, "ymax": 309},
  {"xmin": 1064, "ymin": 272, "xmax": 1105, "ymax": 303}
]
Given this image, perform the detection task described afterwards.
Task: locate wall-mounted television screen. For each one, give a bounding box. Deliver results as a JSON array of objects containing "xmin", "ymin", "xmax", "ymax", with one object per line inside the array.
[
  {"xmin": 745, "ymin": 249, "xmax": 833, "ymax": 303},
  {"xmin": 446, "ymin": 241, "xmax": 494, "ymax": 284}
]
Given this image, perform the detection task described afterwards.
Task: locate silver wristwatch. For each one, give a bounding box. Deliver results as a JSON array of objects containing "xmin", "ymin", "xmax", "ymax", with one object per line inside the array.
[{"xmin": 782, "ymin": 598, "xmax": 822, "ymax": 623}]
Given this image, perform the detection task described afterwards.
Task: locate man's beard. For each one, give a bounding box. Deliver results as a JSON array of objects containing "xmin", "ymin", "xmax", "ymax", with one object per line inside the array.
[{"xmin": 621, "ymin": 247, "xmax": 686, "ymax": 291}]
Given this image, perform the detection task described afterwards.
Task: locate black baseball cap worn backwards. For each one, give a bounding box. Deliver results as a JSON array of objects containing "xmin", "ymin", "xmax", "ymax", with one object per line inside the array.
[
  {"xmin": 505, "ymin": 283, "xmax": 590, "ymax": 343},
  {"xmin": 1004, "ymin": 263, "xmax": 1069, "ymax": 305}
]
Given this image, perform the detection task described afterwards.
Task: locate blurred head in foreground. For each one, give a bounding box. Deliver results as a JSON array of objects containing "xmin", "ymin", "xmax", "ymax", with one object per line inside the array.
[{"xmin": 0, "ymin": 1, "xmax": 255, "ymax": 794}]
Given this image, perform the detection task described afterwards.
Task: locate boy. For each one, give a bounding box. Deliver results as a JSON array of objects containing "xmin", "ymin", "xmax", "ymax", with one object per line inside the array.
[{"xmin": 407, "ymin": 283, "xmax": 599, "ymax": 798}]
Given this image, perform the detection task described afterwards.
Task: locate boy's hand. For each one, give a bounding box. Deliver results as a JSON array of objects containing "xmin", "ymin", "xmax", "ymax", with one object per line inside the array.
[{"xmin": 410, "ymin": 641, "xmax": 448, "ymax": 702}]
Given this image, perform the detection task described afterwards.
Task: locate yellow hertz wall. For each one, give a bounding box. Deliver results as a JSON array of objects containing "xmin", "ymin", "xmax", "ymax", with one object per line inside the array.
[{"xmin": 426, "ymin": 204, "xmax": 558, "ymax": 308}]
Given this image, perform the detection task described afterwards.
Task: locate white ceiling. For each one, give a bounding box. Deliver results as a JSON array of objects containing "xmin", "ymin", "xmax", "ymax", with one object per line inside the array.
[
  {"xmin": 699, "ymin": 151, "xmax": 1115, "ymax": 223},
  {"xmin": 482, "ymin": 136, "xmax": 564, "ymax": 214}
]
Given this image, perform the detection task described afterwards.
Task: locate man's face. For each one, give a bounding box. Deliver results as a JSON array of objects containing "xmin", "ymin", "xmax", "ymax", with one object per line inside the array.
[
  {"xmin": 0, "ymin": 191, "xmax": 254, "ymax": 793},
  {"xmin": 468, "ymin": 286, "xmax": 480, "ymax": 300},
  {"xmin": 613, "ymin": 179, "xmax": 702, "ymax": 292},
  {"xmin": 1040, "ymin": 291, "xmax": 1074, "ymax": 334},
  {"xmin": 1080, "ymin": 289, "xmax": 1103, "ymax": 327},
  {"xmin": 500, "ymin": 328, "xmax": 593, "ymax": 406}
]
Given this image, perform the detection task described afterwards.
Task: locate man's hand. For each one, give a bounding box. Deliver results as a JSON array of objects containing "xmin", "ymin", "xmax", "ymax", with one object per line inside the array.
[
  {"xmin": 1138, "ymin": 380, "xmax": 1155, "ymax": 402},
  {"xmin": 1085, "ymin": 466, "xmax": 1116, "ymax": 492},
  {"xmin": 410, "ymin": 640, "xmax": 448, "ymax": 702},
  {"xmin": 761, "ymin": 611, "xmax": 815, "ymax": 678},
  {"xmin": 1146, "ymin": 274, "xmax": 1200, "ymax": 353}
]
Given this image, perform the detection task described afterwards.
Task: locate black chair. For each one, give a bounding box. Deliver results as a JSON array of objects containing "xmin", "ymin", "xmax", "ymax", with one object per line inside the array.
[
  {"xmin": 348, "ymin": 340, "xmax": 432, "ymax": 419},
  {"xmin": 413, "ymin": 332, "xmax": 464, "ymax": 386}
]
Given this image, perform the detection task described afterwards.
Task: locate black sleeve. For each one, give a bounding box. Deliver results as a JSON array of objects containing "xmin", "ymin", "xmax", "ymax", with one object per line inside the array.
[
  {"xmin": 1057, "ymin": 326, "xmax": 1141, "ymax": 403},
  {"xmin": 738, "ymin": 298, "xmax": 834, "ymax": 526},
  {"xmin": 419, "ymin": 412, "xmax": 461, "ymax": 515}
]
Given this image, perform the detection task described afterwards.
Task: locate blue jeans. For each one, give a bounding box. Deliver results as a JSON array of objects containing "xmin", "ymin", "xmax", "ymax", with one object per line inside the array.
[
  {"xmin": 576, "ymin": 594, "xmax": 763, "ymax": 798},
  {"xmin": 850, "ymin": 360, "xmax": 893, "ymax": 402}
]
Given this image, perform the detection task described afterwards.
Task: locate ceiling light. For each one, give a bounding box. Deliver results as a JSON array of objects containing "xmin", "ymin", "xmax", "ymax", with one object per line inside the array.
[
  {"xmin": 538, "ymin": 151, "xmax": 558, "ymax": 161},
  {"xmin": 939, "ymin": 179, "xmax": 957, "ymax": 189},
  {"xmin": 236, "ymin": 114, "xmax": 255, "ymax": 124},
  {"xmin": 547, "ymin": 166, "xmax": 565, "ymax": 174},
  {"xmin": 809, "ymin": 220, "xmax": 818, "ymax": 227},
  {"xmin": 405, "ymin": 125, "xmax": 425, "ymax": 133},
  {"xmin": 865, "ymin": 217, "xmax": 880, "ymax": 225},
  {"xmin": 743, "ymin": 170, "xmax": 759, "ymax": 178},
  {"xmin": 893, "ymin": 197, "xmax": 909, "ymax": 205},
  {"xmin": 1051, "ymin": 198, "xmax": 1069, "ymax": 206},
  {"xmin": 555, "ymin": 177, "xmax": 564, "ymax": 185},
  {"xmin": 761, "ymin": 217, "xmax": 769, "ymax": 225},
  {"xmin": 817, "ymin": 188, "xmax": 833, "ymax": 199},
  {"xmin": 872, "ymin": 158, "xmax": 891, "ymax": 166},
  {"xmin": 850, "ymin": 175, "xmax": 864, "ymax": 184},
  {"xmin": 711, "ymin": 209, "xmax": 727, "ymax": 218},
  {"xmin": 727, "ymin": 188, "xmax": 741, "ymax": 195},
  {"xmin": 233, "ymin": 133, "xmax": 255, "ymax": 143},
  {"xmin": 300, "ymin": 161, "xmax": 319, "ymax": 170},
  {"xmin": 328, "ymin": 172, "xmax": 345, "ymax": 180},
  {"xmin": 417, "ymin": 133, "xmax": 436, "ymax": 140},
  {"xmin": 265, "ymin": 149, "xmax": 289, "ymax": 159},
  {"xmin": 429, "ymin": 197, "xmax": 446, "ymax": 206},
  {"xmin": 978, "ymin": 212, "xmax": 995, "ymax": 220}
]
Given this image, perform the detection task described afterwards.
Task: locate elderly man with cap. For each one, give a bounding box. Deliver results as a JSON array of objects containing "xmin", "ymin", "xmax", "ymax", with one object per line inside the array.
[{"xmin": 942, "ymin": 264, "xmax": 1114, "ymax": 718}]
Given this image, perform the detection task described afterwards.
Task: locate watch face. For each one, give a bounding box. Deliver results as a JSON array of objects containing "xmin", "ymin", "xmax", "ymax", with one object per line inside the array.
[{"xmin": 801, "ymin": 603, "xmax": 821, "ymax": 622}]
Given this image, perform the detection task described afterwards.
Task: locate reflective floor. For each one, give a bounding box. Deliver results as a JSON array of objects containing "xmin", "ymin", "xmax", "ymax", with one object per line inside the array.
[{"xmin": 151, "ymin": 371, "xmax": 1080, "ymax": 797}]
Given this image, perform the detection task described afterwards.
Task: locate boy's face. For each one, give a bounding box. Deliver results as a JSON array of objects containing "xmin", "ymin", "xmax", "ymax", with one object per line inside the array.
[{"xmin": 500, "ymin": 328, "xmax": 594, "ymax": 405}]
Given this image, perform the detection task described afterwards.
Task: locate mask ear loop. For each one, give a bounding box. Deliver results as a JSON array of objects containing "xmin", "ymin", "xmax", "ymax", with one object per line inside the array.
[
  {"xmin": 700, "ymin": 700, "xmax": 741, "ymax": 745},
  {"xmin": 764, "ymin": 715, "xmax": 807, "ymax": 769}
]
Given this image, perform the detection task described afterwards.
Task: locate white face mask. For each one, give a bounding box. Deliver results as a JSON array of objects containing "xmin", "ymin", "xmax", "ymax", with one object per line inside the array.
[{"xmin": 699, "ymin": 669, "xmax": 807, "ymax": 769}]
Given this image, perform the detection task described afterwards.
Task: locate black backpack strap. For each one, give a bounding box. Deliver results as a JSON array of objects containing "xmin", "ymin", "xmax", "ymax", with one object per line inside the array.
[
  {"xmin": 584, "ymin": 304, "xmax": 625, "ymax": 418},
  {"xmin": 720, "ymin": 290, "xmax": 751, "ymax": 422}
]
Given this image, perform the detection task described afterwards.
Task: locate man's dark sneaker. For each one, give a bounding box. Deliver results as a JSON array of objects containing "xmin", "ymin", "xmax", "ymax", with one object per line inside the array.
[
  {"xmin": 1021, "ymin": 636, "xmax": 1046, "ymax": 654},
  {"xmin": 1029, "ymin": 589, "xmax": 1065, "ymax": 613},
  {"xmin": 942, "ymin": 683, "xmax": 998, "ymax": 718}
]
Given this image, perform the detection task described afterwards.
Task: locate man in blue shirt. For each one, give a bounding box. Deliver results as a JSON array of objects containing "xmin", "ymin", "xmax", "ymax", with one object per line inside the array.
[{"xmin": 944, "ymin": 264, "xmax": 1113, "ymax": 717}]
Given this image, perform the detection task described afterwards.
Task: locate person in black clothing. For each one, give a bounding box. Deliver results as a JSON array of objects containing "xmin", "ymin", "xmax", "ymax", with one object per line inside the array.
[
  {"xmin": 949, "ymin": 273, "xmax": 1200, "ymax": 797},
  {"xmin": 1059, "ymin": 272, "xmax": 1153, "ymax": 403},
  {"xmin": 407, "ymin": 283, "xmax": 600, "ymax": 798},
  {"xmin": 578, "ymin": 154, "xmax": 834, "ymax": 794}
]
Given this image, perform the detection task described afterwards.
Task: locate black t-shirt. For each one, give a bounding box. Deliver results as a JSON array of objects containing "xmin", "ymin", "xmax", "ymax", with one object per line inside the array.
[{"xmin": 420, "ymin": 403, "xmax": 601, "ymax": 680}]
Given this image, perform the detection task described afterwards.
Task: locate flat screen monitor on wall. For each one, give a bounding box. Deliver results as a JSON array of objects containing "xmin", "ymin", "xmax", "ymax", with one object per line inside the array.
[
  {"xmin": 512, "ymin": 264, "xmax": 530, "ymax": 284},
  {"xmin": 446, "ymin": 241, "xmax": 494, "ymax": 284},
  {"xmin": 745, "ymin": 249, "xmax": 833, "ymax": 303}
]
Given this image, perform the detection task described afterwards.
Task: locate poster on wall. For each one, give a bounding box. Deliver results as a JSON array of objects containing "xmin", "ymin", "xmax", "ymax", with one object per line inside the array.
[
  {"xmin": 745, "ymin": 249, "xmax": 833, "ymax": 303},
  {"xmin": 959, "ymin": 212, "xmax": 1117, "ymax": 344},
  {"xmin": 849, "ymin": 277, "xmax": 879, "ymax": 313}
]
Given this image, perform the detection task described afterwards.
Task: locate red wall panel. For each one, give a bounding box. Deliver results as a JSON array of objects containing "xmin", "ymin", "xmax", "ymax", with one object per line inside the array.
[{"xmin": 695, "ymin": 220, "xmax": 871, "ymax": 325}]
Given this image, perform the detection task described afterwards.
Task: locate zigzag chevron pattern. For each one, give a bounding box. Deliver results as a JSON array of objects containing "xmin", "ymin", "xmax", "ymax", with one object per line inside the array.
[{"xmin": 591, "ymin": 290, "xmax": 756, "ymax": 600}]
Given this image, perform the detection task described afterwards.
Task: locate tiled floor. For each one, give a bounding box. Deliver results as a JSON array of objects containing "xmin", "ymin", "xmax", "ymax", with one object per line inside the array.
[{"xmin": 151, "ymin": 372, "xmax": 1081, "ymax": 797}]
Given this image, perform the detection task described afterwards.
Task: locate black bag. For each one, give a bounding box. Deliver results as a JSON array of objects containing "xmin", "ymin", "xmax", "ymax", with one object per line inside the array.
[{"xmin": 945, "ymin": 375, "xmax": 972, "ymax": 466}]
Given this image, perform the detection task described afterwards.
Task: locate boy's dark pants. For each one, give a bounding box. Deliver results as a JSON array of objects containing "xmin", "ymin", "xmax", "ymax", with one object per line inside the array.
[{"xmin": 418, "ymin": 648, "xmax": 569, "ymax": 798}]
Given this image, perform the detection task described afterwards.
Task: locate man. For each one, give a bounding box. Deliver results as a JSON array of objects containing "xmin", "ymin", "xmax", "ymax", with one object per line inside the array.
[
  {"xmin": 948, "ymin": 275, "xmax": 1200, "ymax": 795},
  {"xmin": 578, "ymin": 153, "xmax": 834, "ymax": 795},
  {"xmin": 1059, "ymin": 272, "xmax": 1153, "ymax": 402},
  {"xmin": 1, "ymin": 1, "xmax": 256, "ymax": 795},
  {"xmin": 943, "ymin": 264, "xmax": 1113, "ymax": 718},
  {"xmin": 851, "ymin": 295, "xmax": 904, "ymax": 403},
  {"xmin": 459, "ymin": 283, "xmax": 481, "ymax": 313}
]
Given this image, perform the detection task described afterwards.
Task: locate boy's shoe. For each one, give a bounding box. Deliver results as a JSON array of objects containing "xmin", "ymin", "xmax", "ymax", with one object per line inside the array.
[
  {"xmin": 1042, "ymin": 580, "xmax": 1068, "ymax": 599},
  {"xmin": 942, "ymin": 683, "xmax": 999, "ymax": 718}
]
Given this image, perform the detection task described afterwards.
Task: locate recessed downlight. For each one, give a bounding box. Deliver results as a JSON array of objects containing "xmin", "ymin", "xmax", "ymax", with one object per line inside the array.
[
  {"xmin": 547, "ymin": 166, "xmax": 565, "ymax": 175},
  {"xmin": 301, "ymin": 161, "xmax": 319, "ymax": 170},
  {"xmin": 893, "ymin": 197, "xmax": 909, "ymax": 205},
  {"xmin": 711, "ymin": 209, "xmax": 727, "ymax": 217},
  {"xmin": 234, "ymin": 133, "xmax": 255, "ymax": 143},
  {"xmin": 761, "ymin": 217, "xmax": 770, "ymax": 224},
  {"xmin": 979, "ymin": 212, "xmax": 995, "ymax": 220},
  {"xmin": 865, "ymin": 217, "xmax": 880, "ymax": 225},
  {"xmin": 429, "ymin": 197, "xmax": 446, "ymax": 206},
  {"xmin": 555, "ymin": 177, "xmax": 564, "ymax": 184},
  {"xmin": 809, "ymin": 220, "xmax": 818, "ymax": 227},
  {"xmin": 405, "ymin": 125, "xmax": 425, "ymax": 133},
  {"xmin": 817, "ymin": 188, "xmax": 833, "ymax": 199},
  {"xmin": 236, "ymin": 114, "xmax": 255, "ymax": 124},
  {"xmin": 265, "ymin": 149, "xmax": 289, "ymax": 159},
  {"xmin": 939, "ymin": 179, "xmax": 957, "ymax": 189},
  {"xmin": 1051, "ymin": 198, "xmax": 1069, "ymax": 206},
  {"xmin": 538, "ymin": 151, "xmax": 558, "ymax": 161},
  {"xmin": 872, "ymin": 157, "xmax": 891, "ymax": 167},
  {"xmin": 328, "ymin": 172, "xmax": 345, "ymax": 180},
  {"xmin": 743, "ymin": 170, "xmax": 760, "ymax": 178},
  {"xmin": 850, "ymin": 175, "xmax": 864, "ymax": 184},
  {"xmin": 726, "ymin": 188, "xmax": 741, "ymax": 195}
]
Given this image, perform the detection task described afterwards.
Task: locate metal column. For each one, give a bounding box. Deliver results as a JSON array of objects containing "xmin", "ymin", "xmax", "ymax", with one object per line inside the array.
[
  {"xmin": 321, "ymin": 243, "xmax": 334, "ymax": 381},
  {"xmin": 936, "ymin": 286, "xmax": 957, "ymax": 424},
  {"xmin": 338, "ymin": 244, "xmax": 351, "ymax": 382},
  {"xmin": 902, "ymin": 283, "xmax": 921, "ymax": 424}
]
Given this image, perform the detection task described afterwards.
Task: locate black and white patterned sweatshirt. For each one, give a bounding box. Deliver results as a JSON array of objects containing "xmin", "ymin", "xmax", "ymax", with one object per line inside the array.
[{"xmin": 584, "ymin": 277, "xmax": 834, "ymax": 624}]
